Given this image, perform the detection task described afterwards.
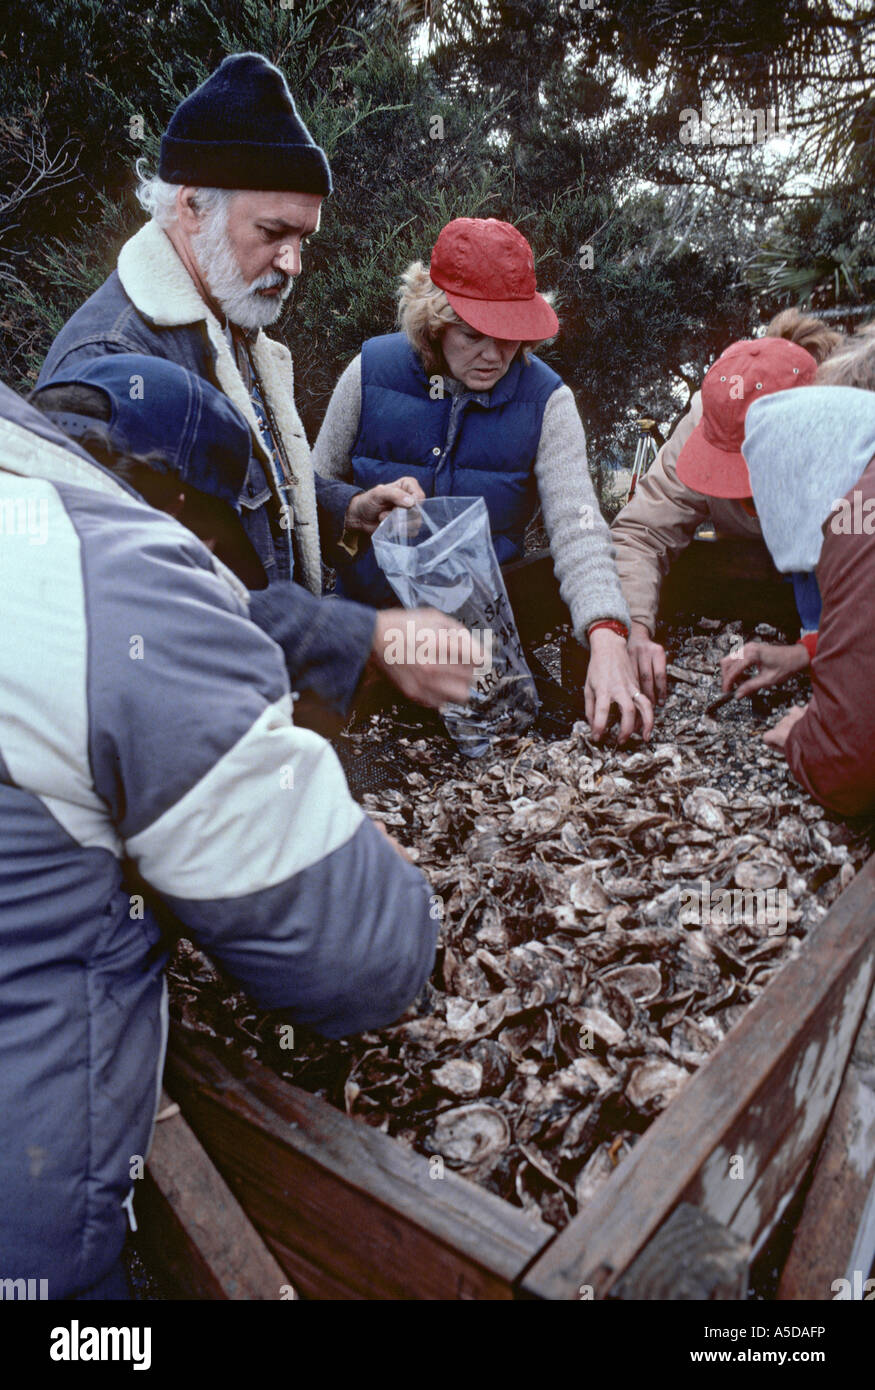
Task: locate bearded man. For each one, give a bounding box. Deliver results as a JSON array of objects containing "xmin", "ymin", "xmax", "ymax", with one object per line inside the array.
[{"xmin": 38, "ymin": 52, "xmax": 462, "ymax": 718}]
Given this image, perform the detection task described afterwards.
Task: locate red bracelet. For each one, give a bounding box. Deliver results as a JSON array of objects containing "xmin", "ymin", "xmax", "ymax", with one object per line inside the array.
[
  {"xmin": 588, "ymin": 619, "xmax": 629, "ymax": 640},
  {"xmin": 799, "ymin": 632, "xmax": 817, "ymax": 660}
]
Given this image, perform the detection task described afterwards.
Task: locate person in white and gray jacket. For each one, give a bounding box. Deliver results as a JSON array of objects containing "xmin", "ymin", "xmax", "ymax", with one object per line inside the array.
[{"xmin": 0, "ymin": 373, "xmax": 438, "ymax": 1300}]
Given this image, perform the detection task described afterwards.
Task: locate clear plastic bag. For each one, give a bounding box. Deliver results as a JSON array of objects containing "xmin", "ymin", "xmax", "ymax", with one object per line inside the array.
[{"xmin": 372, "ymin": 497, "xmax": 539, "ymax": 756}]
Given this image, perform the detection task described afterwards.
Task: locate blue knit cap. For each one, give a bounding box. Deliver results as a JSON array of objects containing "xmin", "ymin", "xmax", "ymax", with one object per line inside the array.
[{"xmin": 159, "ymin": 52, "xmax": 332, "ymax": 195}]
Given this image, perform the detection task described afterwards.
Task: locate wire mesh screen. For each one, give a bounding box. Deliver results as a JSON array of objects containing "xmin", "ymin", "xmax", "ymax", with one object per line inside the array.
[{"xmin": 335, "ymin": 662, "xmax": 586, "ymax": 799}]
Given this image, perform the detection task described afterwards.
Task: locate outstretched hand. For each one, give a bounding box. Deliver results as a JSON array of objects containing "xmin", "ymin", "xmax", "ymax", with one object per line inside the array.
[
  {"xmin": 344, "ymin": 477, "xmax": 426, "ymax": 534},
  {"xmin": 371, "ymin": 607, "xmax": 481, "ymax": 709},
  {"xmin": 627, "ymin": 620, "xmax": 667, "ymax": 704},
  {"xmin": 721, "ymin": 641, "xmax": 810, "ymax": 702},
  {"xmin": 585, "ymin": 627, "xmax": 654, "ymax": 744}
]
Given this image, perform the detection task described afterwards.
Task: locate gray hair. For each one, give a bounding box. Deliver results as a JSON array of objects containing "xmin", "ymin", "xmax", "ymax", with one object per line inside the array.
[{"xmin": 134, "ymin": 162, "xmax": 234, "ymax": 229}]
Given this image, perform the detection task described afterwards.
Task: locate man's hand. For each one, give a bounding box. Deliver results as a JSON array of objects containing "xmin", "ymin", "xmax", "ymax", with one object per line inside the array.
[
  {"xmin": 344, "ymin": 478, "xmax": 426, "ymax": 535},
  {"xmin": 627, "ymin": 620, "xmax": 667, "ymax": 704},
  {"xmin": 585, "ymin": 626, "xmax": 654, "ymax": 744},
  {"xmin": 721, "ymin": 640, "xmax": 810, "ymax": 701},
  {"xmin": 371, "ymin": 608, "xmax": 479, "ymax": 708},
  {"xmin": 763, "ymin": 703, "xmax": 808, "ymax": 751}
]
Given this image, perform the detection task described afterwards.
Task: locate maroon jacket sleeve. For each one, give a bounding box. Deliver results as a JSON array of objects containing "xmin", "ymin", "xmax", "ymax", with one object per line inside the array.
[{"xmin": 785, "ymin": 456, "xmax": 875, "ymax": 816}]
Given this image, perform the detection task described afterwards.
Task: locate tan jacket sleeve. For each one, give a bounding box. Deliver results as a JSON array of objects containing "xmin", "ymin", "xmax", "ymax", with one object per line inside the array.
[{"xmin": 610, "ymin": 392, "xmax": 708, "ymax": 634}]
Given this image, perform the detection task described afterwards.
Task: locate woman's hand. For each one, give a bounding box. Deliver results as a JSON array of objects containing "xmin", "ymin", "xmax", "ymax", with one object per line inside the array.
[
  {"xmin": 721, "ymin": 641, "xmax": 810, "ymax": 701},
  {"xmin": 344, "ymin": 477, "xmax": 426, "ymax": 534},
  {"xmin": 627, "ymin": 620, "xmax": 668, "ymax": 704},
  {"xmin": 585, "ymin": 627, "xmax": 654, "ymax": 744},
  {"xmin": 763, "ymin": 704, "xmax": 808, "ymax": 751}
]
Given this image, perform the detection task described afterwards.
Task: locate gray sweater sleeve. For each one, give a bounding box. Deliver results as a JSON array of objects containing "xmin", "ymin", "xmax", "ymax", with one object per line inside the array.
[
  {"xmin": 534, "ymin": 385, "xmax": 631, "ymax": 641},
  {"xmin": 312, "ymin": 355, "xmax": 362, "ymax": 482}
]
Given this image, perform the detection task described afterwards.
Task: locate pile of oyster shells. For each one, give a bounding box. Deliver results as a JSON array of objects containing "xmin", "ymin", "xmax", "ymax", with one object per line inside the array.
[{"xmin": 168, "ymin": 619, "xmax": 873, "ymax": 1230}]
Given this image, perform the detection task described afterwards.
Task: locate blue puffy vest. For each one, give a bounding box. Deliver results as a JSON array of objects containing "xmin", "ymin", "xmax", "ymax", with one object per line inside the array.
[{"xmin": 336, "ymin": 332, "xmax": 562, "ymax": 606}]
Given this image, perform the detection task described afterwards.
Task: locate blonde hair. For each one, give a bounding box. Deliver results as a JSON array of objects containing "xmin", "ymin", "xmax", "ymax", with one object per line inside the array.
[
  {"xmin": 764, "ymin": 307, "xmax": 843, "ymax": 366},
  {"xmin": 814, "ymin": 321, "xmax": 875, "ymax": 390},
  {"xmin": 396, "ymin": 260, "xmax": 556, "ymax": 374}
]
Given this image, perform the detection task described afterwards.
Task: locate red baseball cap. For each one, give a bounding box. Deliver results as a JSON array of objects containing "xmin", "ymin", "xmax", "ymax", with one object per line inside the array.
[
  {"xmin": 429, "ymin": 218, "xmax": 559, "ymax": 341},
  {"xmin": 676, "ymin": 338, "xmax": 817, "ymax": 498}
]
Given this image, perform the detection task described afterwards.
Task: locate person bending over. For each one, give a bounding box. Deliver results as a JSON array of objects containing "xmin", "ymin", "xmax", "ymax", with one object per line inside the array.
[
  {"xmin": 612, "ymin": 310, "xmax": 839, "ymax": 702},
  {"xmin": 0, "ymin": 370, "xmax": 444, "ymax": 1300}
]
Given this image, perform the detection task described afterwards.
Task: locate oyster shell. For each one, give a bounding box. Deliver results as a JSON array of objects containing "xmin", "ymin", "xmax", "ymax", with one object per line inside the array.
[
  {"xmin": 568, "ymin": 865, "xmax": 611, "ymax": 913},
  {"xmin": 601, "ymin": 963, "xmax": 662, "ymax": 1005},
  {"xmin": 428, "ymin": 1104, "xmax": 510, "ymax": 1173},
  {"xmin": 168, "ymin": 618, "xmax": 875, "ymax": 1234},
  {"xmin": 734, "ymin": 858, "xmax": 783, "ymax": 890},
  {"xmin": 574, "ymin": 1135, "xmax": 636, "ymax": 1207},
  {"xmin": 626, "ymin": 1058, "xmax": 690, "ymax": 1112},
  {"xmin": 572, "ymin": 1005, "xmax": 627, "ymax": 1048},
  {"xmin": 683, "ymin": 786, "xmax": 730, "ymax": 834},
  {"xmin": 431, "ymin": 1058, "xmax": 483, "ymax": 1098}
]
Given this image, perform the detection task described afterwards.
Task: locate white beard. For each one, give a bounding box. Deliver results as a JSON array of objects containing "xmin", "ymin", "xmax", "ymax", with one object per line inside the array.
[{"xmin": 191, "ymin": 208, "xmax": 293, "ymax": 330}]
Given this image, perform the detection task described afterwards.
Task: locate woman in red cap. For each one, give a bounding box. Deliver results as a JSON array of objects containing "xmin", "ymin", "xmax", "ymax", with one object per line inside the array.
[{"xmin": 313, "ymin": 217, "xmax": 652, "ymax": 743}]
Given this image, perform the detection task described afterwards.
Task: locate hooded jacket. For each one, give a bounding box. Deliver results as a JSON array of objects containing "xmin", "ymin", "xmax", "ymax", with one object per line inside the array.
[
  {"xmin": 0, "ymin": 382, "xmax": 436, "ymax": 1297},
  {"xmin": 38, "ymin": 220, "xmax": 359, "ymax": 593},
  {"xmin": 783, "ymin": 453, "xmax": 875, "ymax": 815},
  {"xmin": 743, "ymin": 385, "xmax": 875, "ymax": 815}
]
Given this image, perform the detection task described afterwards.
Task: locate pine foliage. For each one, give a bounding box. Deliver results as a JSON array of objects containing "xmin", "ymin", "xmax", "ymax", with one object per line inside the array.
[{"xmin": 1, "ymin": 0, "xmax": 873, "ymax": 487}]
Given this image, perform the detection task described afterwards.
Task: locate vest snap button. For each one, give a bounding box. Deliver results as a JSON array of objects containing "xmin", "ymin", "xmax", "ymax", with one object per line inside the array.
[{"xmin": 432, "ymin": 447, "xmax": 441, "ymax": 456}]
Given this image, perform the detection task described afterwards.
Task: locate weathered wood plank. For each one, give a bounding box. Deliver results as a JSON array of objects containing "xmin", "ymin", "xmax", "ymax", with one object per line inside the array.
[
  {"xmin": 137, "ymin": 1091, "xmax": 291, "ymax": 1299},
  {"xmin": 679, "ymin": 959, "xmax": 874, "ymax": 1255},
  {"xmin": 778, "ymin": 980, "xmax": 875, "ymax": 1300},
  {"xmin": 523, "ymin": 853, "xmax": 875, "ymax": 1300},
  {"xmin": 611, "ymin": 1203, "xmax": 750, "ymax": 1301},
  {"xmin": 164, "ymin": 1032, "xmax": 551, "ymax": 1300}
]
